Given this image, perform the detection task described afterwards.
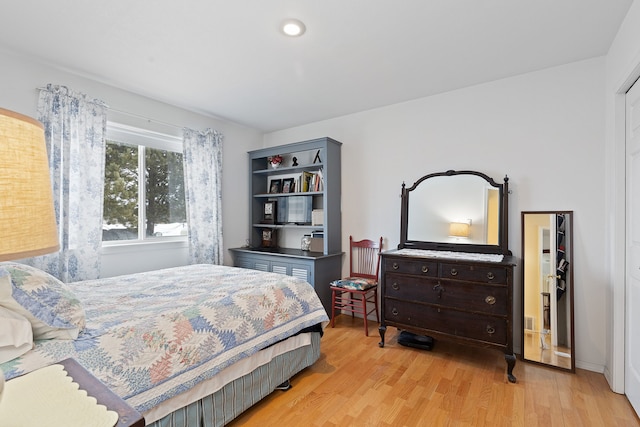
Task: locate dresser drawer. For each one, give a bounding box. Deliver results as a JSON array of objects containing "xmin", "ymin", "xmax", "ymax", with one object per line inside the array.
[
  {"xmin": 384, "ymin": 257, "xmax": 438, "ymax": 277},
  {"xmin": 440, "ymin": 263, "xmax": 507, "ymax": 284},
  {"xmin": 384, "ymin": 301, "xmax": 507, "ymax": 345},
  {"xmin": 385, "ymin": 276, "xmax": 508, "ymax": 315}
]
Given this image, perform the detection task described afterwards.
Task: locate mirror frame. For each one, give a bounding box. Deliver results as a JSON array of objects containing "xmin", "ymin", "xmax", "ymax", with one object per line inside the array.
[
  {"xmin": 520, "ymin": 210, "xmax": 575, "ymax": 373},
  {"xmin": 398, "ymin": 170, "xmax": 510, "ymax": 255}
]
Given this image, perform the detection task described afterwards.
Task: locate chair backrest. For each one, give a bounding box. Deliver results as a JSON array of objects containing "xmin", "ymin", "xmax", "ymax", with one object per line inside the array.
[{"xmin": 349, "ymin": 235, "xmax": 383, "ymax": 280}]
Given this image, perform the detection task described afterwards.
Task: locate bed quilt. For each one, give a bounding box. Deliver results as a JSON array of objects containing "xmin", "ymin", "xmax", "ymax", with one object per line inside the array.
[{"xmin": 0, "ymin": 264, "xmax": 329, "ymax": 412}]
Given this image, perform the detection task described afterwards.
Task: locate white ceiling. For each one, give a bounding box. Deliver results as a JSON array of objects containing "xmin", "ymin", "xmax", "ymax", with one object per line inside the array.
[{"xmin": 0, "ymin": 1, "xmax": 633, "ymax": 132}]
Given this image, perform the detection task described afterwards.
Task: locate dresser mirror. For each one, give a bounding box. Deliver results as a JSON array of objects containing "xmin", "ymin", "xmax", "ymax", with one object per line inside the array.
[
  {"xmin": 521, "ymin": 211, "xmax": 575, "ymax": 372},
  {"xmin": 399, "ymin": 170, "xmax": 510, "ymax": 255}
]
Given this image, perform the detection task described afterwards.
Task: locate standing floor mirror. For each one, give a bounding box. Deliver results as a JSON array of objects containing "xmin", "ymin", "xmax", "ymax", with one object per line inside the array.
[{"xmin": 521, "ymin": 211, "xmax": 575, "ymax": 372}]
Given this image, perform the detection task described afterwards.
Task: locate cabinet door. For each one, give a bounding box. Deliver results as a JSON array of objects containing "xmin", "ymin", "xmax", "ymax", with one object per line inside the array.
[
  {"xmin": 253, "ymin": 260, "xmax": 270, "ymax": 272},
  {"xmin": 271, "ymin": 262, "xmax": 288, "ymax": 276},
  {"xmin": 290, "ymin": 265, "xmax": 311, "ymax": 282},
  {"xmin": 234, "ymin": 254, "xmax": 269, "ymax": 272},
  {"xmin": 235, "ymin": 256, "xmax": 253, "ymax": 270},
  {"xmin": 271, "ymin": 260, "xmax": 311, "ymax": 282}
]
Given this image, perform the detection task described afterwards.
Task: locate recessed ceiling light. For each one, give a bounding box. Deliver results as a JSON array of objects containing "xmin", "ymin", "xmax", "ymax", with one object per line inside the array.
[{"xmin": 281, "ymin": 19, "xmax": 306, "ymax": 37}]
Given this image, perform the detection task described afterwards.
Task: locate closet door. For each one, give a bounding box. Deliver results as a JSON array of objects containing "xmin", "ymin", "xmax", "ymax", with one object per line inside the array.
[{"xmin": 626, "ymin": 77, "xmax": 640, "ymax": 416}]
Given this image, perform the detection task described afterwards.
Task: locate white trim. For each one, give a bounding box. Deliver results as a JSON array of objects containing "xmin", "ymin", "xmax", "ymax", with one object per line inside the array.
[
  {"xmin": 102, "ymin": 236, "xmax": 187, "ymax": 248},
  {"xmin": 103, "ymin": 121, "xmax": 187, "ymax": 246},
  {"xmin": 608, "ymin": 55, "xmax": 640, "ymax": 395},
  {"xmin": 106, "ymin": 121, "xmax": 182, "ymax": 153}
]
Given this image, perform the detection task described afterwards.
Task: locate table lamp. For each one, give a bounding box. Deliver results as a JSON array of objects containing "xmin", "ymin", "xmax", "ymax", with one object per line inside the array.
[
  {"xmin": 0, "ymin": 107, "xmax": 60, "ymax": 401},
  {"xmin": 0, "ymin": 108, "xmax": 59, "ymax": 261},
  {"xmin": 449, "ymin": 221, "xmax": 471, "ymax": 238}
]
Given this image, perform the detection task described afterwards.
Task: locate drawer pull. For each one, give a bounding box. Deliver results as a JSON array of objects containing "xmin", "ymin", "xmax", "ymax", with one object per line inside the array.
[
  {"xmin": 450, "ymin": 268, "xmax": 458, "ymax": 276},
  {"xmin": 485, "ymin": 296, "xmax": 496, "ymax": 305},
  {"xmin": 392, "ymin": 282, "xmax": 399, "ymax": 290},
  {"xmin": 433, "ymin": 283, "xmax": 444, "ymax": 299},
  {"xmin": 487, "ymin": 272, "xmax": 495, "ymax": 280},
  {"xmin": 486, "ymin": 325, "xmax": 496, "ymax": 335},
  {"xmin": 392, "ymin": 262, "xmax": 399, "ymax": 270},
  {"xmin": 421, "ymin": 265, "xmax": 429, "ymax": 273},
  {"xmin": 392, "ymin": 308, "xmax": 399, "ymax": 316}
]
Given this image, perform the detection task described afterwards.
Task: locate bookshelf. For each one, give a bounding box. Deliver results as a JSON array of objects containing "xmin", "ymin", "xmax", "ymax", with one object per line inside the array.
[{"xmin": 229, "ymin": 137, "xmax": 342, "ymax": 311}]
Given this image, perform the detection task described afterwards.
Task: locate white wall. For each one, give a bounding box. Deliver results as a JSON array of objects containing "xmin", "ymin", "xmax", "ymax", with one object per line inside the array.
[
  {"xmin": 604, "ymin": 0, "xmax": 640, "ymax": 394},
  {"xmin": 0, "ymin": 48, "xmax": 261, "ymax": 275},
  {"xmin": 2, "ymin": 14, "xmax": 632, "ymax": 378},
  {"xmin": 264, "ymin": 57, "xmax": 607, "ymax": 371}
]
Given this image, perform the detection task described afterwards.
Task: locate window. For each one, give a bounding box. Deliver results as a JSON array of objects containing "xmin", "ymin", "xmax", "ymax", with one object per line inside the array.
[{"xmin": 103, "ymin": 123, "xmax": 187, "ymax": 243}]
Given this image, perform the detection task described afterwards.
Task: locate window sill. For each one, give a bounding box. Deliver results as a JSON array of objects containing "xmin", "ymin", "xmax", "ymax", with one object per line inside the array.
[{"xmin": 101, "ymin": 238, "xmax": 188, "ymax": 254}]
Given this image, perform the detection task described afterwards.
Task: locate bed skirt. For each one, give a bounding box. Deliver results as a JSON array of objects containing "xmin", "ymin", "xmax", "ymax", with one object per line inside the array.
[{"xmin": 147, "ymin": 331, "xmax": 321, "ymax": 426}]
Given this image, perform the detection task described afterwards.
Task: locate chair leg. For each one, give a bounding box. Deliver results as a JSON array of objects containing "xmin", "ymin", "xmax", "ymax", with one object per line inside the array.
[
  {"xmin": 350, "ymin": 292, "xmax": 355, "ymax": 319},
  {"xmin": 362, "ymin": 293, "xmax": 369, "ymax": 336},
  {"xmin": 330, "ymin": 288, "xmax": 336, "ymax": 328}
]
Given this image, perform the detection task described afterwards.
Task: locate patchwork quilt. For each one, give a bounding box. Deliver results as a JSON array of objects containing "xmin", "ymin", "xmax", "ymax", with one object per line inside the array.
[{"xmin": 0, "ymin": 264, "xmax": 329, "ymax": 413}]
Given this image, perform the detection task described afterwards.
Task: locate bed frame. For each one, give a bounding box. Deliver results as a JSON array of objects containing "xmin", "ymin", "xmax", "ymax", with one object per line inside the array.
[{"xmin": 147, "ymin": 332, "xmax": 321, "ymax": 426}]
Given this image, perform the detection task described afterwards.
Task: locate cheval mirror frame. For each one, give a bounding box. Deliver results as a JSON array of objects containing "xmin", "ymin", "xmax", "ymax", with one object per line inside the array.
[{"xmin": 521, "ymin": 211, "xmax": 575, "ymax": 373}]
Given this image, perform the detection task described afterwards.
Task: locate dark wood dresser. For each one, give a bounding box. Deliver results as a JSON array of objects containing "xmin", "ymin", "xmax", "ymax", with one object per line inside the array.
[{"xmin": 379, "ymin": 249, "xmax": 517, "ymax": 382}]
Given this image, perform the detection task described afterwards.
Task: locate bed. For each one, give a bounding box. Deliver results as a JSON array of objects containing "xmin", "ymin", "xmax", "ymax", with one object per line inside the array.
[{"xmin": 0, "ymin": 262, "xmax": 329, "ymax": 426}]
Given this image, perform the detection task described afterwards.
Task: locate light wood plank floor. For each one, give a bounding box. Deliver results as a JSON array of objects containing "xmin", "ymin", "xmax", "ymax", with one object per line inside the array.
[{"xmin": 229, "ymin": 316, "xmax": 639, "ymax": 427}]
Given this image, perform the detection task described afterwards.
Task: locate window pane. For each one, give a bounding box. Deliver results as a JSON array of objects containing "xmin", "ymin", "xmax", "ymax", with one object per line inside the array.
[
  {"xmin": 145, "ymin": 147, "xmax": 187, "ymax": 238},
  {"xmin": 103, "ymin": 141, "xmax": 139, "ymax": 241}
]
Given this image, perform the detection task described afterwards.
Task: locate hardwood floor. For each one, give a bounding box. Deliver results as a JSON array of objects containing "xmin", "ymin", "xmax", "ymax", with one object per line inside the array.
[{"xmin": 229, "ymin": 316, "xmax": 639, "ymax": 427}]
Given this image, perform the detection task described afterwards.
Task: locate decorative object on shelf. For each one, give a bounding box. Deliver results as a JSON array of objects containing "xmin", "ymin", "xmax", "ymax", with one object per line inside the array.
[
  {"xmin": 310, "ymin": 237, "xmax": 323, "ymax": 252},
  {"xmin": 282, "ymin": 178, "xmax": 295, "ymax": 193},
  {"xmin": 313, "ymin": 150, "xmax": 321, "ymax": 164},
  {"xmin": 292, "ymin": 156, "xmax": 298, "ymax": 166},
  {"xmin": 301, "ymin": 234, "xmax": 312, "ymax": 251},
  {"xmin": 262, "ymin": 201, "xmax": 277, "ymax": 224},
  {"xmin": 269, "ymin": 179, "xmax": 282, "ymax": 194},
  {"xmin": 261, "ymin": 229, "xmax": 277, "ymax": 248},
  {"xmin": 268, "ymin": 155, "xmax": 283, "ymax": 168},
  {"xmin": 312, "ymin": 209, "xmax": 324, "ymax": 226}
]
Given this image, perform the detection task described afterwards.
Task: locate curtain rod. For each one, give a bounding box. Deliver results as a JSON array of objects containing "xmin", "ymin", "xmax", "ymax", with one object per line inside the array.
[
  {"xmin": 36, "ymin": 86, "xmax": 185, "ymax": 131},
  {"xmin": 107, "ymin": 107, "xmax": 185, "ymax": 132}
]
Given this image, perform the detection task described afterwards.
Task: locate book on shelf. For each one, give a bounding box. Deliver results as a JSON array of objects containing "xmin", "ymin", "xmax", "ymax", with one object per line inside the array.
[
  {"xmin": 298, "ymin": 169, "xmax": 323, "ymax": 192},
  {"xmin": 315, "ymin": 168, "xmax": 324, "ymax": 191}
]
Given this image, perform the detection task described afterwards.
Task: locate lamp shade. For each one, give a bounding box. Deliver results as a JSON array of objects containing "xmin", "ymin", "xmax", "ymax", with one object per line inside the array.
[
  {"xmin": 0, "ymin": 108, "xmax": 59, "ymax": 261},
  {"xmin": 449, "ymin": 221, "xmax": 470, "ymax": 238}
]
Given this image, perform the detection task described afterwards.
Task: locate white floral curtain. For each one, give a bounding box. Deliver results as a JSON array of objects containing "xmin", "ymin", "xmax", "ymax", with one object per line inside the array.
[
  {"xmin": 182, "ymin": 128, "xmax": 223, "ymax": 264},
  {"xmin": 24, "ymin": 84, "xmax": 107, "ymax": 282}
]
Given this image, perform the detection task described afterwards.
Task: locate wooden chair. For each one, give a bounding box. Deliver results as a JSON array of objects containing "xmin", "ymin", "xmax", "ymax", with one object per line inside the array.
[{"xmin": 329, "ymin": 236, "xmax": 382, "ymax": 336}]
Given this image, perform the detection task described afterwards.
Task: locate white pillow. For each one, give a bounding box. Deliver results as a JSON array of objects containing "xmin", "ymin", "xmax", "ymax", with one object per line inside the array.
[
  {"xmin": 0, "ymin": 306, "xmax": 33, "ymax": 363},
  {"xmin": 0, "ymin": 263, "xmax": 85, "ymax": 340}
]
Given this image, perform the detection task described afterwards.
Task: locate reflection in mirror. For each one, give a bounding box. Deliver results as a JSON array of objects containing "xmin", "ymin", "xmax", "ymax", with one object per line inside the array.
[
  {"xmin": 521, "ymin": 211, "xmax": 575, "ymax": 372},
  {"xmin": 400, "ymin": 170, "xmax": 508, "ymax": 255},
  {"xmin": 407, "ymin": 175, "xmax": 500, "ymax": 245}
]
